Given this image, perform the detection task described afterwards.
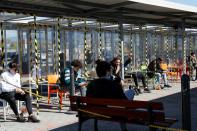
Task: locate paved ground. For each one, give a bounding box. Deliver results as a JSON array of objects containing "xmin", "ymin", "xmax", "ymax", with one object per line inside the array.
[{"xmin": 0, "ymin": 81, "xmax": 197, "ymax": 131}]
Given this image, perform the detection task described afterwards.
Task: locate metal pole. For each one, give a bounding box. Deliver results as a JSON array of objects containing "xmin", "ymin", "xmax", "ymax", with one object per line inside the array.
[
  {"xmin": 70, "ymin": 66, "xmax": 75, "ymax": 96},
  {"xmin": 181, "ymin": 74, "xmax": 191, "ymax": 131},
  {"xmin": 98, "ymin": 22, "xmax": 102, "ymax": 60},
  {"xmin": 181, "ymin": 19, "xmax": 187, "ymax": 74},
  {"xmin": 119, "ymin": 22, "xmax": 124, "ymax": 79},
  {"xmin": 45, "ymin": 26, "xmax": 49, "ymax": 75},
  {"xmin": 130, "ymin": 26, "xmax": 133, "ymax": 71},
  {"xmin": 34, "ymin": 15, "xmax": 39, "ymax": 115},
  {"xmin": 68, "ymin": 19, "xmax": 73, "ymax": 61}
]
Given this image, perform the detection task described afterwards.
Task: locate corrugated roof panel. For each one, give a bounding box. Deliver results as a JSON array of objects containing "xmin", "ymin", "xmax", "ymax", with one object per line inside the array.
[
  {"xmin": 7, "ymin": 0, "xmax": 66, "ymax": 8},
  {"xmin": 81, "ymin": 0, "xmax": 127, "ymax": 5}
]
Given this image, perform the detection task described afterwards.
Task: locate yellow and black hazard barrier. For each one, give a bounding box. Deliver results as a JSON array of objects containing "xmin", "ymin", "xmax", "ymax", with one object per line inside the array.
[
  {"xmin": 149, "ymin": 125, "xmax": 188, "ymax": 131},
  {"xmin": 78, "ymin": 109, "xmax": 111, "ymax": 119},
  {"xmin": 78, "ymin": 108, "xmax": 187, "ymax": 131},
  {"xmin": 1, "ymin": 79, "xmax": 45, "ymax": 99}
]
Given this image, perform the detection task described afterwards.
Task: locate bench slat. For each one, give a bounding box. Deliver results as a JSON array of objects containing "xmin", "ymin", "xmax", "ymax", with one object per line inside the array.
[
  {"xmin": 70, "ymin": 96, "xmax": 163, "ymax": 110},
  {"xmin": 80, "ymin": 107, "xmax": 165, "ymax": 121},
  {"xmin": 69, "ymin": 96, "xmax": 177, "ymax": 130}
]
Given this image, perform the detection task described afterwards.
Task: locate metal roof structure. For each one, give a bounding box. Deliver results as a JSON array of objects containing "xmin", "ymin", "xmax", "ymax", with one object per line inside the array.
[{"xmin": 0, "ymin": 0, "xmax": 197, "ymax": 27}]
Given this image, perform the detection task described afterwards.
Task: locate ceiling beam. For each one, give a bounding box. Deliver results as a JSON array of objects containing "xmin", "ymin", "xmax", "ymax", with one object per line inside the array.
[
  {"xmin": 0, "ymin": 0, "xmax": 197, "ymax": 27},
  {"xmin": 85, "ymin": 1, "xmax": 136, "ymax": 14},
  {"xmin": 60, "ymin": 3, "xmax": 84, "ymax": 13},
  {"xmin": 54, "ymin": 0, "xmax": 109, "ymax": 8},
  {"xmin": 0, "ymin": 1, "xmax": 80, "ymax": 16}
]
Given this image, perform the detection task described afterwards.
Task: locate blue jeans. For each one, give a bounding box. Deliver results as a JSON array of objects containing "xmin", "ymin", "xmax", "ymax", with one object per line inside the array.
[
  {"xmin": 162, "ymin": 72, "xmax": 168, "ymax": 85},
  {"xmin": 65, "ymin": 86, "xmax": 87, "ymax": 96},
  {"xmin": 155, "ymin": 73, "xmax": 161, "ymax": 84},
  {"xmin": 79, "ymin": 87, "xmax": 87, "ymax": 97}
]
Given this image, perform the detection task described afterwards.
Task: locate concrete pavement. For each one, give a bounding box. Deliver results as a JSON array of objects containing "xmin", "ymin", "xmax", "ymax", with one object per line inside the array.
[{"xmin": 0, "ymin": 81, "xmax": 197, "ymax": 131}]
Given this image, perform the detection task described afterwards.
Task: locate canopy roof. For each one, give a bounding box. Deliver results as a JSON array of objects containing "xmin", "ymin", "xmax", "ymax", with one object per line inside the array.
[{"xmin": 0, "ymin": 0, "xmax": 197, "ymax": 27}]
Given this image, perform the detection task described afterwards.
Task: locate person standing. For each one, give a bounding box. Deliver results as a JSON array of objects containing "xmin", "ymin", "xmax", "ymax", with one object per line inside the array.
[{"xmin": 190, "ymin": 52, "xmax": 197, "ymax": 80}]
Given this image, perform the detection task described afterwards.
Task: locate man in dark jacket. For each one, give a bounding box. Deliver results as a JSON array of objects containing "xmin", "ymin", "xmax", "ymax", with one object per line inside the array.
[{"xmin": 147, "ymin": 58, "xmax": 171, "ymax": 88}]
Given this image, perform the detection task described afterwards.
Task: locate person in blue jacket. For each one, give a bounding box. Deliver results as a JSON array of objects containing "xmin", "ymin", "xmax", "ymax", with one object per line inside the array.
[{"xmin": 59, "ymin": 59, "xmax": 87, "ymax": 96}]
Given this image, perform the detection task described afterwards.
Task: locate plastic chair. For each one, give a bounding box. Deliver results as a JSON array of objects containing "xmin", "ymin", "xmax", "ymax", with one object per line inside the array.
[
  {"xmin": 47, "ymin": 75, "xmax": 66, "ymax": 109},
  {"xmin": 0, "ymin": 99, "xmax": 9, "ymax": 121}
]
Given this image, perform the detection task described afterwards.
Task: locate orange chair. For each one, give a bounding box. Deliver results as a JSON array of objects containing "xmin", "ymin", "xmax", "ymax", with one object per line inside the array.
[{"xmin": 47, "ymin": 74, "xmax": 65, "ymax": 109}]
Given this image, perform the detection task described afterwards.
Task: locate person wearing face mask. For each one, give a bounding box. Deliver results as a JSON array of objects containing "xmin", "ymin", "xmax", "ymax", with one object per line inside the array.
[{"xmin": 0, "ymin": 61, "xmax": 40, "ymax": 122}]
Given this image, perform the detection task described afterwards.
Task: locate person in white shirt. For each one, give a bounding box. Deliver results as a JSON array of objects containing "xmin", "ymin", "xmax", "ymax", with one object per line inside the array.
[{"xmin": 0, "ymin": 61, "xmax": 40, "ymax": 122}]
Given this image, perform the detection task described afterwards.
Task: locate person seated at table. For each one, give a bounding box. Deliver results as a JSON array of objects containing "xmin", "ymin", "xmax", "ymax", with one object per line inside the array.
[
  {"xmin": 147, "ymin": 58, "xmax": 171, "ymax": 88},
  {"xmin": 110, "ymin": 54, "xmax": 132, "ymax": 82},
  {"xmin": 0, "ymin": 61, "xmax": 40, "ymax": 122},
  {"xmin": 131, "ymin": 71, "xmax": 150, "ymax": 94},
  {"xmin": 158, "ymin": 59, "xmax": 171, "ymax": 88},
  {"xmin": 59, "ymin": 59, "xmax": 87, "ymax": 96},
  {"xmin": 111, "ymin": 56, "xmax": 150, "ymax": 94}
]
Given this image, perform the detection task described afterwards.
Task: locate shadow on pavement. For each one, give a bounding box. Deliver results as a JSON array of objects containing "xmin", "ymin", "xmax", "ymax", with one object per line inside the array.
[{"xmin": 50, "ymin": 87, "xmax": 197, "ymax": 131}]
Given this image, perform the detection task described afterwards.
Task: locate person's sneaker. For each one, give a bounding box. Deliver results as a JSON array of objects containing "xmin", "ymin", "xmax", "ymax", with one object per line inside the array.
[
  {"xmin": 144, "ymin": 88, "xmax": 151, "ymax": 93},
  {"xmin": 164, "ymin": 85, "xmax": 172, "ymax": 88},
  {"xmin": 28, "ymin": 114, "xmax": 40, "ymax": 122},
  {"xmin": 137, "ymin": 88, "xmax": 143, "ymax": 94},
  {"xmin": 16, "ymin": 115, "xmax": 26, "ymax": 122}
]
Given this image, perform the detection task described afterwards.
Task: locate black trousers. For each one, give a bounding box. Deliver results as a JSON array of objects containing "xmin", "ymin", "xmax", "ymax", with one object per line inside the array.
[
  {"xmin": 132, "ymin": 72, "xmax": 147, "ymax": 88},
  {"xmin": 0, "ymin": 91, "xmax": 33, "ymax": 116}
]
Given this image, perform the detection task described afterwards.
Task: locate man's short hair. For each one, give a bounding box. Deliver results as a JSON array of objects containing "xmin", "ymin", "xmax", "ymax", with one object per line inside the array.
[{"xmin": 71, "ymin": 59, "xmax": 82, "ymax": 68}]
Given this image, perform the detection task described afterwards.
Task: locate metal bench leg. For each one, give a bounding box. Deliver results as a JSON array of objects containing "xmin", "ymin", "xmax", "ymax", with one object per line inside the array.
[
  {"xmin": 149, "ymin": 126, "xmax": 157, "ymax": 131},
  {"xmin": 120, "ymin": 122, "xmax": 127, "ymax": 131},
  {"xmin": 78, "ymin": 117, "xmax": 82, "ymax": 131},
  {"xmin": 94, "ymin": 119, "xmax": 98, "ymax": 131}
]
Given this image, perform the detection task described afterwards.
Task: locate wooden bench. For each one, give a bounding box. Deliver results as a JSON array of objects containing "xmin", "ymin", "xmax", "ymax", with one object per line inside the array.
[{"xmin": 69, "ymin": 96, "xmax": 177, "ymax": 131}]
